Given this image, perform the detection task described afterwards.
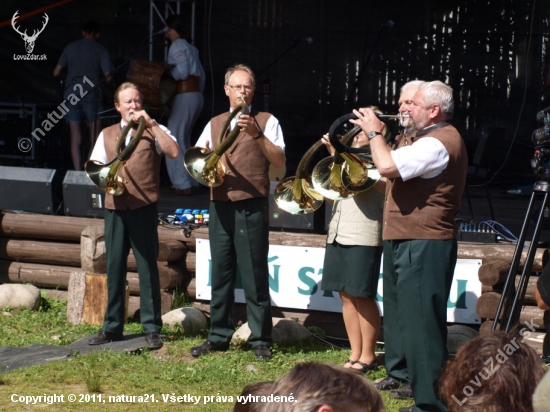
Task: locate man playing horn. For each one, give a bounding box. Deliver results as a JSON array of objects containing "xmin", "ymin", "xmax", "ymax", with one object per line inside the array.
[
  {"xmin": 87, "ymin": 82, "xmax": 179, "ymax": 350},
  {"xmin": 190, "ymin": 64, "xmax": 285, "ymax": 360},
  {"xmin": 351, "ymin": 81, "xmax": 468, "ymax": 412}
]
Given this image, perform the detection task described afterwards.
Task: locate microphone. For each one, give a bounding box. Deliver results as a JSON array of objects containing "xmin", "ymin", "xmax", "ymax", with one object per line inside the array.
[
  {"xmin": 292, "ymin": 36, "xmax": 313, "ymax": 44},
  {"xmin": 150, "ymin": 26, "xmax": 169, "ymax": 37},
  {"xmin": 381, "ymin": 20, "xmax": 394, "ymax": 29}
]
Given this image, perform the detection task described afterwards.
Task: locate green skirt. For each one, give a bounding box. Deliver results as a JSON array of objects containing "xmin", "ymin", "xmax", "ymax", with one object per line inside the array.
[{"xmin": 321, "ymin": 241, "xmax": 383, "ymax": 299}]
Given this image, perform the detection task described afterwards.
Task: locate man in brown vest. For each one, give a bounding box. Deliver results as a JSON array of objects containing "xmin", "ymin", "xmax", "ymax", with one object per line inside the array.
[
  {"xmin": 351, "ymin": 81, "xmax": 468, "ymax": 412},
  {"xmin": 87, "ymin": 82, "xmax": 179, "ymax": 349},
  {"xmin": 190, "ymin": 64, "xmax": 285, "ymax": 360}
]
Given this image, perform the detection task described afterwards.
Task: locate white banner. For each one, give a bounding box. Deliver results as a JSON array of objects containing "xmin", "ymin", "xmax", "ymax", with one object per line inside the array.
[{"xmin": 195, "ymin": 239, "xmax": 482, "ymax": 324}]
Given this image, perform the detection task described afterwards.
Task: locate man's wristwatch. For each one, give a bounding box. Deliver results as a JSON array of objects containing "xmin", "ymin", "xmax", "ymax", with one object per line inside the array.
[
  {"xmin": 253, "ymin": 131, "xmax": 264, "ymax": 140},
  {"xmin": 367, "ymin": 131, "xmax": 383, "ymax": 139}
]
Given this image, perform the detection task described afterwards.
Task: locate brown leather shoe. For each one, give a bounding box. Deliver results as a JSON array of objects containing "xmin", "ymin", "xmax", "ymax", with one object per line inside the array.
[{"xmin": 88, "ymin": 331, "xmax": 123, "ymax": 345}]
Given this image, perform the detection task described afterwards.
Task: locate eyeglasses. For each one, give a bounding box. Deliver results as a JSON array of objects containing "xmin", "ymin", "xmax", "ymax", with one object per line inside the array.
[{"xmin": 227, "ymin": 84, "xmax": 254, "ymax": 92}]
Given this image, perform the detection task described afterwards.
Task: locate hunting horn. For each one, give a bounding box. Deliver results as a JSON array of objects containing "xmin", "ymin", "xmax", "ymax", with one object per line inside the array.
[
  {"xmin": 84, "ymin": 116, "xmax": 147, "ymax": 196},
  {"xmin": 184, "ymin": 100, "xmax": 249, "ymax": 187}
]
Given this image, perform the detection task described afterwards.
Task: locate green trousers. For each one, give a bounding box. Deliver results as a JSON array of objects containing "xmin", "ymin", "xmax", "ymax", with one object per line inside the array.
[
  {"xmin": 207, "ymin": 198, "xmax": 273, "ymax": 347},
  {"xmin": 383, "ymin": 239, "xmax": 457, "ymax": 412},
  {"xmin": 103, "ymin": 203, "xmax": 162, "ymax": 334}
]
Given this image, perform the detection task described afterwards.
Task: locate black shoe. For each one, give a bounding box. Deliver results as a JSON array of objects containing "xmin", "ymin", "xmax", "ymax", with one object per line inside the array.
[
  {"xmin": 88, "ymin": 331, "xmax": 123, "ymax": 345},
  {"xmin": 253, "ymin": 345, "xmax": 272, "ymax": 360},
  {"xmin": 374, "ymin": 376, "xmax": 404, "ymax": 391},
  {"xmin": 190, "ymin": 340, "xmax": 229, "ymax": 357},
  {"xmin": 145, "ymin": 332, "xmax": 163, "ymax": 350},
  {"xmin": 350, "ymin": 360, "xmax": 378, "ymax": 375},
  {"xmin": 391, "ymin": 383, "xmax": 414, "ymax": 399},
  {"xmin": 398, "ymin": 406, "xmax": 416, "ymax": 412}
]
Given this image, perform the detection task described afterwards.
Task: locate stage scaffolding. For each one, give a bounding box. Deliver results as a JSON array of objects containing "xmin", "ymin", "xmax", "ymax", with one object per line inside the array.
[{"xmin": 148, "ymin": 0, "xmax": 197, "ymax": 62}]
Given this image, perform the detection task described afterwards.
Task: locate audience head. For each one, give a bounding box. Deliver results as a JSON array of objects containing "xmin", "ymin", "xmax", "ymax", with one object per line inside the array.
[
  {"xmin": 264, "ymin": 361, "xmax": 383, "ymax": 412},
  {"xmin": 533, "ymin": 370, "xmax": 550, "ymax": 412},
  {"xmin": 233, "ymin": 381, "xmax": 274, "ymax": 412},
  {"xmin": 439, "ymin": 330, "xmax": 545, "ymax": 412}
]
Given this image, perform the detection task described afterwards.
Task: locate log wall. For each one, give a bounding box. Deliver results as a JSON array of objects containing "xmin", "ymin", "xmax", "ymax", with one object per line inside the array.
[{"xmin": 1, "ymin": 212, "xmax": 548, "ymax": 340}]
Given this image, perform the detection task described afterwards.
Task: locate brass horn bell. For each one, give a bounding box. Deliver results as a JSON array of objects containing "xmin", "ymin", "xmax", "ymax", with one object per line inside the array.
[
  {"xmin": 85, "ymin": 116, "xmax": 146, "ymax": 196},
  {"xmin": 184, "ymin": 102, "xmax": 248, "ymax": 187},
  {"xmin": 273, "ymin": 140, "xmax": 325, "ymax": 215},
  {"xmin": 311, "ymin": 113, "xmax": 380, "ymax": 200}
]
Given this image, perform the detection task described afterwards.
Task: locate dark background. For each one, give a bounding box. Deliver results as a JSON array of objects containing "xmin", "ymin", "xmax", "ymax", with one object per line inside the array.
[{"xmin": 1, "ymin": 0, "xmax": 550, "ymax": 181}]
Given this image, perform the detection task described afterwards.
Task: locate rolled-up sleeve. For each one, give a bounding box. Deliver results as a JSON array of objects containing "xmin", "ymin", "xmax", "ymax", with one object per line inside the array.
[{"xmin": 390, "ymin": 137, "xmax": 448, "ymax": 181}]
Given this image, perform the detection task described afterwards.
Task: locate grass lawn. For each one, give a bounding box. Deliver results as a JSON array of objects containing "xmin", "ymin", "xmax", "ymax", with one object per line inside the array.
[{"xmin": 0, "ymin": 295, "xmax": 413, "ymax": 411}]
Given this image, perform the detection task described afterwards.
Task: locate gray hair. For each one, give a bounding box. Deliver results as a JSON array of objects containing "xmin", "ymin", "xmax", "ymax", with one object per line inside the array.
[
  {"xmin": 418, "ymin": 80, "xmax": 454, "ymax": 118},
  {"xmin": 224, "ymin": 64, "xmax": 256, "ymax": 87},
  {"xmin": 400, "ymin": 79, "xmax": 426, "ymax": 95}
]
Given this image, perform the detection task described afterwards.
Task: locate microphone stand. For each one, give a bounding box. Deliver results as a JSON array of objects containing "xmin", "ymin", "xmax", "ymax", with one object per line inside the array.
[
  {"xmin": 346, "ymin": 24, "xmax": 392, "ymax": 108},
  {"xmin": 256, "ymin": 38, "xmax": 306, "ymax": 78}
]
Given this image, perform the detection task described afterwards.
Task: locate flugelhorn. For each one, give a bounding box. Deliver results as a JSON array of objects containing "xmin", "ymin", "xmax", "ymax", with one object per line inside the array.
[
  {"xmin": 273, "ymin": 140, "xmax": 325, "ymax": 215},
  {"xmin": 311, "ymin": 113, "xmax": 380, "ymax": 200},
  {"xmin": 84, "ymin": 116, "xmax": 146, "ymax": 196},
  {"xmin": 184, "ymin": 99, "xmax": 248, "ymax": 187}
]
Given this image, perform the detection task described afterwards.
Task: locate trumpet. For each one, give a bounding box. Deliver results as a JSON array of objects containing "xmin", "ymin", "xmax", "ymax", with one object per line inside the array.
[{"xmin": 184, "ymin": 98, "xmax": 248, "ymax": 187}]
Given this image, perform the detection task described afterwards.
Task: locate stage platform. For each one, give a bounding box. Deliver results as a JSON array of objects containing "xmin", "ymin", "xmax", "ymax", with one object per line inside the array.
[{"xmin": 156, "ymin": 176, "xmax": 550, "ymax": 246}]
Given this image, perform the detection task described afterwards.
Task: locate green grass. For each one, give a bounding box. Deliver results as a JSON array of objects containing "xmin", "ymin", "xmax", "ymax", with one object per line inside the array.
[{"xmin": 0, "ymin": 295, "xmax": 413, "ymax": 411}]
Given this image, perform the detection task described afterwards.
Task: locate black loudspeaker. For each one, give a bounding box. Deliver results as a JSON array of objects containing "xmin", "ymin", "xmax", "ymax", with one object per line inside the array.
[
  {"xmin": 269, "ymin": 182, "xmax": 314, "ymax": 231},
  {"xmin": 0, "ymin": 102, "xmax": 37, "ymax": 160},
  {"xmin": 0, "ymin": 166, "xmax": 60, "ymax": 214},
  {"xmin": 62, "ymin": 171, "xmax": 105, "ymax": 218}
]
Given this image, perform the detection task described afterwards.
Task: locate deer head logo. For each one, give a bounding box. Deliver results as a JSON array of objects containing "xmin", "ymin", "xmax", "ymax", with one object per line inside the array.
[{"xmin": 12, "ymin": 11, "xmax": 49, "ymax": 54}]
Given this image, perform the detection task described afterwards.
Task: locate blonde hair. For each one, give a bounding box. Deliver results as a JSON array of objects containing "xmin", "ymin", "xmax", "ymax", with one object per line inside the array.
[{"xmin": 114, "ymin": 82, "xmax": 142, "ymax": 104}]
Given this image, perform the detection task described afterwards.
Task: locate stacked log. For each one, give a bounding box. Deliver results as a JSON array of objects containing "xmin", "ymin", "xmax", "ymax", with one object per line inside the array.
[
  {"xmin": 473, "ymin": 245, "xmax": 548, "ymax": 335},
  {"xmin": 0, "ymin": 211, "xmax": 195, "ymax": 319}
]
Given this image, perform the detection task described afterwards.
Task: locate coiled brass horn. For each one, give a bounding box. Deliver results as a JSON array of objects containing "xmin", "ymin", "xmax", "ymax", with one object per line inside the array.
[
  {"xmin": 184, "ymin": 101, "xmax": 249, "ymax": 187},
  {"xmin": 312, "ymin": 113, "xmax": 380, "ymax": 201},
  {"xmin": 84, "ymin": 116, "xmax": 147, "ymax": 196},
  {"xmin": 273, "ymin": 140, "xmax": 325, "ymax": 215}
]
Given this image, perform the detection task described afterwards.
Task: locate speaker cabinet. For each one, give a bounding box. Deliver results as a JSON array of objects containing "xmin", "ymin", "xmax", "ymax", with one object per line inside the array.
[
  {"xmin": 62, "ymin": 171, "xmax": 105, "ymax": 218},
  {"xmin": 0, "ymin": 166, "xmax": 60, "ymax": 214},
  {"xmin": 0, "ymin": 103, "xmax": 37, "ymax": 160},
  {"xmin": 268, "ymin": 182, "xmax": 314, "ymax": 231}
]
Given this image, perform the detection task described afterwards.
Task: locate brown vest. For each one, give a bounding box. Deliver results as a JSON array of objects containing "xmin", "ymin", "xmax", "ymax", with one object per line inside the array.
[
  {"xmin": 383, "ymin": 123, "xmax": 467, "ymax": 240},
  {"xmin": 102, "ymin": 123, "xmax": 162, "ymax": 210},
  {"xmin": 210, "ymin": 110, "xmax": 272, "ymax": 202}
]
